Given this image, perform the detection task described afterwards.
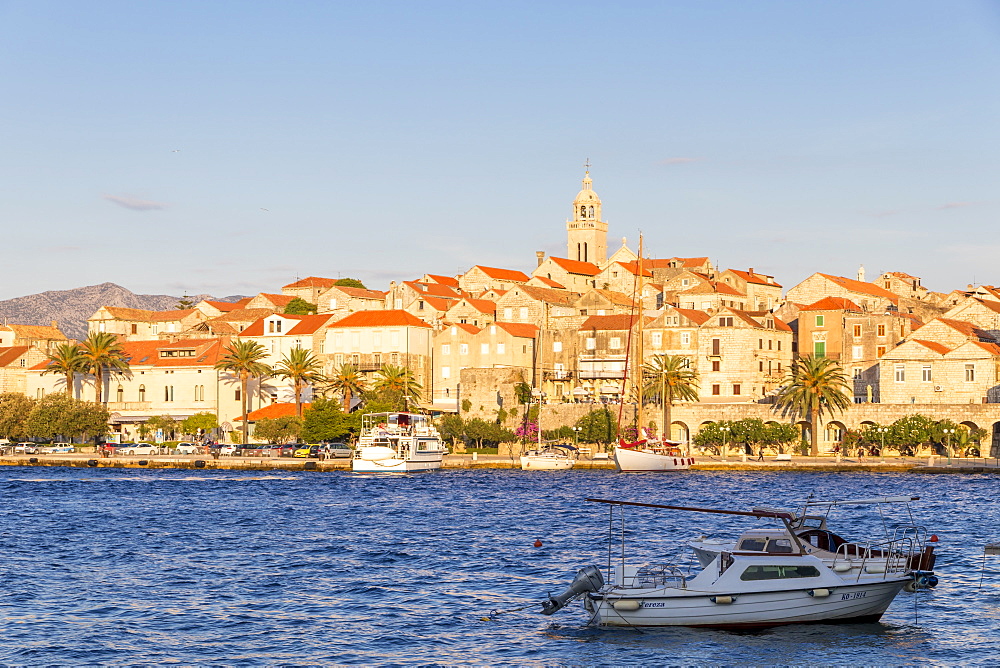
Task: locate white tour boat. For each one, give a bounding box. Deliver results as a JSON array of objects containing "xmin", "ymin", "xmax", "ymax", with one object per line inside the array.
[
  {"xmin": 614, "ymin": 430, "xmax": 694, "ymax": 472},
  {"xmin": 540, "ymin": 499, "xmax": 929, "ymax": 628},
  {"xmin": 689, "ymin": 496, "xmax": 939, "ymax": 586},
  {"xmin": 352, "ymin": 412, "xmax": 448, "ymax": 473},
  {"xmin": 520, "ymin": 444, "xmax": 576, "ymax": 471}
]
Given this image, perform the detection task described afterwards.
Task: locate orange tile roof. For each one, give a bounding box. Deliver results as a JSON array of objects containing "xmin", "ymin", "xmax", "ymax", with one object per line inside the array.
[
  {"xmin": 405, "ymin": 281, "xmax": 462, "ymax": 299},
  {"xmin": 912, "ymin": 339, "xmax": 951, "ymax": 355},
  {"xmin": 591, "ymin": 289, "xmax": 637, "ymax": 307},
  {"xmin": 451, "ymin": 298, "xmax": 496, "ymax": 315},
  {"xmin": 234, "ymin": 297, "xmax": 253, "ymax": 307},
  {"xmin": 445, "ymin": 322, "xmax": 481, "ymax": 334},
  {"xmin": 936, "ymin": 318, "xmax": 995, "ymax": 341},
  {"xmin": 817, "ymin": 274, "xmax": 899, "ymax": 303},
  {"xmin": 801, "ymin": 297, "xmax": 863, "ymax": 312},
  {"xmin": 579, "ymin": 314, "xmax": 641, "ymax": 331},
  {"xmin": 519, "ymin": 285, "xmax": 582, "ymax": 306},
  {"xmin": 257, "ymin": 293, "xmax": 297, "ymax": 307},
  {"xmin": 207, "ymin": 308, "xmax": 277, "ymax": 324},
  {"xmin": 531, "ymin": 276, "xmax": 565, "ymax": 289},
  {"xmin": 334, "ymin": 286, "xmax": 386, "ymax": 300},
  {"xmin": 968, "ymin": 340, "xmax": 1000, "ymax": 356},
  {"xmin": 425, "ymin": 274, "xmax": 460, "ymax": 287},
  {"xmin": 728, "ymin": 269, "xmax": 782, "ymax": 288},
  {"xmin": 494, "ymin": 322, "xmax": 539, "ymax": 338},
  {"xmin": 241, "ymin": 314, "xmax": 336, "ymax": 337},
  {"xmin": 421, "ymin": 296, "xmax": 454, "ymax": 312},
  {"xmin": 974, "ymin": 298, "xmax": 1000, "ymax": 315},
  {"xmin": 548, "ymin": 256, "xmax": 601, "ymax": 276},
  {"xmin": 121, "ymin": 338, "xmax": 227, "ymax": 368},
  {"xmin": 202, "ymin": 300, "xmax": 242, "ymax": 312},
  {"xmin": 613, "ymin": 261, "xmax": 654, "ymax": 278},
  {"xmin": 886, "ymin": 271, "xmax": 919, "ymax": 281},
  {"xmin": 670, "ymin": 307, "xmax": 712, "ymax": 325},
  {"xmin": 101, "ymin": 307, "xmax": 199, "ymax": 322},
  {"xmin": 329, "ymin": 310, "xmax": 432, "ymax": 328},
  {"xmin": 646, "ymin": 257, "xmax": 710, "ymax": 269},
  {"xmin": 235, "ymin": 402, "xmax": 312, "ymax": 422},
  {"xmin": 470, "ymin": 265, "xmax": 530, "ymax": 282},
  {"xmin": 3, "ymin": 324, "xmax": 67, "ymax": 340},
  {"xmin": 282, "ymin": 276, "xmax": 339, "ymax": 289},
  {"xmin": 773, "ymin": 317, "xmax": 792, "ymax": 332},
  {"xmin": 0, "ymin": 346, "xmax": 30, "ymax": 367}
]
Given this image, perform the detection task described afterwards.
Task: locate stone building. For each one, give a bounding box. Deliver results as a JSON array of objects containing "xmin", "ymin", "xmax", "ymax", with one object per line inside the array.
[
  {"xmin": 0, "ymin": 322, "xmax": 68, "ymax": 350},
  {"xmin": 240, "ymin": 313, "xmax": 339, "ymax": 404},
  {"xmin": 785, "ymin": 273, "xmax": 900, "ymax": 313},
  {"xmin": 564, "ymin": 169, "xmax": 608, "ymax": 264},
  {"xmin": 717, "ymin": 269, "xmax": 782, "ymax": 312},
  {"xmin": 281, "ymin": 276, "xmax": 340, "ymax": 304},
  {"xmin": 458, "ymin": 266, "xmax": 530, "ymax": 294},
  {"xmin": 87, "ymin": 307, "xmax": 206, "ymax": 341},
  {"xmin": 317, "ymin": 285, "xmax": 386, "ymax": 319},
  {"xmin": 494, "ymin": 285, "xmax": 581, "ymax": 325},
  {"xmin": 533, "ymin": 255, "xmax": 601, "ymax": 292},
  {"xmin": 444, "ymin": 297, "xmax": 497, "ymax": 328},
  {"xmin": 879, "ymin": 337, "xmax": 1000, "ymax": 405}
]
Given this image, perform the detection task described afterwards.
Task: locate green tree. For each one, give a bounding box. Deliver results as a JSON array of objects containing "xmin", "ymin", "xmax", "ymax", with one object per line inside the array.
[
  {"xmin": 575, "ymin": 407, "xmax": 618, "ymax": 445},
  {"xmin": 0, "ymin": 393, "xmax": 36, "ymax": 441},
  {"xmin": 25, "ymin": 394, "xmax": 109, "ymax": 443},
  {"xmin": 215, "ymin": 339, "xmax": 272, "ymax": 447},
  {"xmin": 642, "ymin": 354, "xmax": 699, "ymax": 440},
  {"xmin": 301, "ymin": 396, "xmax": 350, "ymax": 442},
  {"xmin": 175, "ymin": 293, "xmax": 195, "ymax": 309},
  {"xmin": 437, "ymin": 414, "xmax": 465, "ymax": 447},
  {"xmin": 42, "ymin": 342, "xmax": 87, "ymax": 397},
  {"xmin": 253, "ymin": 416, "xmax": 302, "ymax": 444},
  {"xmin": 335, "ymin": 278, "xmax": 366, "ymax": 289},
  {"xmin": 146, "ymin": 415, "xmax": 178, "ymax": 441},
  {"xmin": 773, "ymin": 355, "xmax": 852, "ymax": 456},
  {"xmin": 284, "ymin": 297, "xmax": 318, "ymax": 315},
  {"xmin": 763, "ymin": 421, "xmax": 800, "ymax": 454},
  {"xmin": 372, "ymin": 365, "xmax": 422, "ymax": 409},
  {"xmin": 325, "ymin": 363, "xmax": 366, "ymax": 412},
  {"xmin": 693, "ymin": 421, "xmax": 737, "ymax": 454},
  {"xmin": 181, "ymin": 412, "xmax": 219, "ymax": 438},
  {"xmin": 273, "ymin": 347, "xmax": 325, "ymax": 417},
  {"xmin": 80, "ymin": 332, "xmax": 130, "ymax": 403}
]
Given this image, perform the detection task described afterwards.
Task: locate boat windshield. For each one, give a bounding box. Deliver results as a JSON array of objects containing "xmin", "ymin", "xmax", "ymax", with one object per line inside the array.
[{"xmin": 740, "ymin": 565, "xmax": 821, "ymax": 581}]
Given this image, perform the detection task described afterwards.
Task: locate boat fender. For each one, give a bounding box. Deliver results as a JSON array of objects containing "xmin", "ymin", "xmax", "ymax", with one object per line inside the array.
[
  {"xmin": 87, "ymin": 459, "xmax": 98, "ymax": 467},
  {"xmin": 808, "ymin": 588, "xmax": 831, "ymax": 598},
  {"xmin": 865, "ymin": 564, "xmax": 887, "ymax": 574},
  {"xmin": 832, "ymin": 563, "xmax": 853, "ymax": 572},
  {"xmin": 673, "ymin": 458, "xmax": 678, "ymax": 466},
  {"xmin": 904, "ymin": 580, "xmax": 917, "ymax": 593},
  {"xmin": 710, "ymin": 595, "xmax": 735, "ymax": 604},
  {"xmin": 612, "ymin": 599, "xmax": 641, "ymax": 611}
]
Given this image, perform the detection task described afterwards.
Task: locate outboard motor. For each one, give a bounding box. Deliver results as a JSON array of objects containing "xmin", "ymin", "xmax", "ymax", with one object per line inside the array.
[{"xmin": 541, "ymin": 565, "xmax": 604, "ymax": 615}]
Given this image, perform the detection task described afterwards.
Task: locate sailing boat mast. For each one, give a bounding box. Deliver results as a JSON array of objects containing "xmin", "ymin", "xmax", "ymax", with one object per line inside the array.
[{"xmin": 635, "ymin": 235, "xmax": 645, "ymax": 437}]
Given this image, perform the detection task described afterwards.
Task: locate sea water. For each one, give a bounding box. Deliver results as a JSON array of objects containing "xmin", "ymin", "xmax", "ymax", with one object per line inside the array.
[{"xmin": 0, "ymin": 467, "xmax": 996, "ymax": 665}]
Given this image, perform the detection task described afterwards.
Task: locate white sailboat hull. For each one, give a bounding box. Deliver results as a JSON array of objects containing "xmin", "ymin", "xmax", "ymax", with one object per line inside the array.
[
  {"xmin": 520, "ymin": 454, "xmax": 575, "ymax": 470},
  {"xmin": 590, "ymin": 579, "xmax": 907, "ymax": 628},
  {"xmin": 614, "ymin": 446, "xmax": 693, "ymax": 472}
]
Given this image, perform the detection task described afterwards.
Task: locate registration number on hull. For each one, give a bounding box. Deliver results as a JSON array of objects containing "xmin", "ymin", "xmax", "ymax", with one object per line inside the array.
[{"xmin": 841, "ymin": 591, "xmax": 868, "ymax": 600}]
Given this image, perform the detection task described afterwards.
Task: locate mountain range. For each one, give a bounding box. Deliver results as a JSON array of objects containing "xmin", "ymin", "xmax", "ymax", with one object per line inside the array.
[{"xmin": 0, "ymin": 283, "xmax": 247, "ymax": 341}]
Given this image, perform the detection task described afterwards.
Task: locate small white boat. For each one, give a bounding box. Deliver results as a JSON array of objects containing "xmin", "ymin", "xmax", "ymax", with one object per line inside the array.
[
  {"xmin": 540, "ymin": 499, "xmax": 929, "ymax": 628},
  {"xmin": 352, "ymin": 412, "xmax": 448, "ymax": 473},
  {"xmin": 520, "ymin": 444, "xmax": 576, "ymax": 471},
  {"xmin": 614, "ymin": 432, "xmax": 693, "ymax": 472}
]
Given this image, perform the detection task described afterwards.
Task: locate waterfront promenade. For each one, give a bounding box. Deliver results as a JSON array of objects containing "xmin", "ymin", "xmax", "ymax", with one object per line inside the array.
[{"xmin": 2, "ymin": 451, "xmax": 997, "ymax": 473}]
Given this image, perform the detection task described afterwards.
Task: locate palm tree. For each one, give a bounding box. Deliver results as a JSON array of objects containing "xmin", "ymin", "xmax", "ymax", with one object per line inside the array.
[
  {"xmin": 215, "ymin": 339, "xmax": 272, "ymax": 446},
  {"xmin": 79, "ymin": 332, "xmax": 130, "ymax": 403},
  {"xmin": 373, "ymin": 364, "xmax": 422, "ymax": 410},
  {"xmin": 325, "ymin": 363, "xmax": 366, "ymax": 412},
  {"xmin": 642, "ymin": 354, "xmax": 699, "ymax": 442},
  {"xmin": 42, "ymin": 342, "xmax": 87, "ymax": 397},
  {"xmin": 773, "ymin": 355, "xmax": 852, "ymax": 456},
  {"xmin": 272, "ymin": 347, "xmax": 325, "ymax": 418}
]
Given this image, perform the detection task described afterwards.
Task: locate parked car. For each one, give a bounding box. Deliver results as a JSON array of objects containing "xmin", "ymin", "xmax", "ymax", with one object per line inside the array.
[
  {"xmin": 292, "ymin": 445, "xmax": 315, "ymax": 458},
  {"xmin": 174, "ymin": 442, "xmax": 200, "ymax": 455},
  {"xmin": 218, "ymin": 445, "xmax": 236, "ymax": 456},
  {"xmin": 14, "ymin": 442, "xmax": 39, "ymax": 454},
  {"xmin": 118, "ymin": 443, "xmax": 160, "ymax": 456},
  {"xmin": 41, "ymin": 443, "xmax": 74, "ymax": 453},
  {"xmin": 328, "ymin": 442, "xmax": 353, "ymax": 458},
  {"xmin": 278, "ymin": 444, "xmax": 297, "ymax": 457}
]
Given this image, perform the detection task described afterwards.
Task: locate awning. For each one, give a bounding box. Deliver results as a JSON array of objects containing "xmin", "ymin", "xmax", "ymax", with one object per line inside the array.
[{"xmin": 600, "ymin": 385, "xmax": 621, "ymax": 394}]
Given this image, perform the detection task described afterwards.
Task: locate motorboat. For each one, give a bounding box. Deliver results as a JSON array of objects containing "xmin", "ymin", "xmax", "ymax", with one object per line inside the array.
[
  {"xmin": 614, "ymin": 430, "xmax": 693, "ymax": 472},
  {"xmin": 352, "ymin": 412, "xmax": 448, "ymax": 473},
  {"xmin": 690, "ymin": 496, "xmax": 938, "ymax": 580},
  {"xmin": 520, "ymin": 444, "xmax": 576, "ymax": 471},
  {"xmin": 540, "ymin": 498, "xmax": 931, "ymax": 628}
]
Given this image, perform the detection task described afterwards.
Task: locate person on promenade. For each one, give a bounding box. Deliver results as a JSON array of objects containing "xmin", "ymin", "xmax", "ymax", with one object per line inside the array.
[{"xmin": 757, "ymin": 446, "xmax": 764, "ymax": 462}]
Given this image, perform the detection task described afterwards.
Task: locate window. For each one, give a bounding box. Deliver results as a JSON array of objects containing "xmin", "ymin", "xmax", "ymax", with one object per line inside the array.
[
  {"xmin": 853, "ymin": 324, "xmax": 862, "ymax": 337},
  {"xmin": 759, "ymin": 339, "xmax": 763, "ymax": 349},
  {"xmin": 497, "ymin": 343, "xmax": 505, "ymax": 355},
  {"xmin": 965, "ymin": 364, "xmax": 976, "ymax": 382},
  {"xmin": 703, "ymin": 302, "xmax": 713, "ymax": 311},
  {"xmin": 894, "ymin": 365, "xmax": 905, "ymax": 382},
  {"xmin": 441, "ymin": 366, "xmax": 451, "ymax": 379},
  {"xmin": 390, "ymin": 352, "xmax": 399, "ymax": 364},
  {"xmin": 759, "ymin": 361, "xmax": 764, "ymax": 372},
  {"xmin": 813, "ymin": 341, "xmax": 826, "ymax": 357},
  {"xmin": 235, "ymin": 388, "xmax": 240, "ymax": 401},
  {"xmin": 164, "ymin": 385, "xmax": 174, "ymax": 401},
  {"xmin": 740, "ymin": 565, "xmax": 821, "ymax": 581},
  {"xmin": 815, "ymin": 315, "xmax": 825, "ymax": 327},
  {"xmin": 712, "ymin": 360, "xmax": 721, "ymax": 372},
  {"xmin": 138, "ymin": 385, "xmax": 146, "ymax": 401},
  {"xmin": 334, "ymin": 353, "xmax": 344, "ymax": 365},
  {"xmin": 131, "ymin": 324, "xmax": 138, "ymax": 335},
  {"xmin": 329, "ymin": 298, "xmax": 338, "ymax": 310},
  {"xmin": 394, "ymin": 298, "xmax": 402, "ymax": 309},
  {"xmin": 586, "ymin": 338, "xmax": 596, "ymax": 350},
  {"xmin": 519, "ymin": 307, "xmax": 528, "ymax": 320},
  {"xmin": 733, "ymin": 384, "xmax": 741, "ymax": 395},
  {"xmin": 711, "ymin": 384, "xmax": 720, "ymax": 395},
  {"xmin": 554, "ymin": 363, "xmax": 566, "ymax": 378},
  {"xmin": 651, "ymin": 332, "xmax": 662, "ymax": 347},
  {"xmin": 777, "ymin": 341, "xmax": 781, "ymax": 351},
  {"xmin": 852, "ymin": 345, "xmax": 863, "ymax": 360},
  {"xmin": 853, "ymin": 367, "xmax": 862, "ymax": 378},
  {"xmin": 712, "ymin": 339, "xmax": 720, "ymax": 355},
  {"xmin": 553, "ymin": 341, "xmax": 562, "ymax": 353},
  {"xmin": 681, "ymin": 278, "xmax": 690, "ymax": 287},
  {"xmin": 481, "ymin": 343, "xmax": 489, "ymax": 355},
  {"xmin": 460, "ymin": 344, "xmax": 469, "ymax": 355},
  {"xmin": 922, "ymin": 366, "xmax": 932, "ymax": 382},
  {"xmin": 390, "ymin": 331, "xmax": 400, "ymax": 347},
  {"xmin": 418, "ymin": 300, "xmax": 424, "ymax": 311},
  {"xmin": 373, "ymin": 331, "xmax": 382, "ymax": 347},
  {"xmin": 609, "ymin": 337, "xmax": 622, "ymax": 349},
  {"xmin": 876, "ymin": 346, "xmax": 886, "ymax": 358},
  {"xmin": 503, "ymin": 307, "xmax": 513, "ymax": 320},
  {"xmin": 877, "ymin": 324, "xmax": 886, "ymax": 337},
  {"xmin": 116, "ymin": 386, "xmax": 124, "ymax": 402},
  {"xmin": 442, "ymin": 344, "xmax": 451, "ymax": 355},
  {"xmin": 681, "ymin": 332, "xmax": 690, "ymax": 346},
  {"xmin": 681, "ymin": 357, "xmax": 691, "ymax": 368},
  {"xmin": 719, "ymin": 316, "xmax": 734, "ymax": 327}
]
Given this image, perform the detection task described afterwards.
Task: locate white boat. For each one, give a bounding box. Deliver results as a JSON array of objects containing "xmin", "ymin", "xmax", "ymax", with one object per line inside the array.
[
  {"xmin": 689, "ymin": 496, "xmax": 939, "ymax": 583},
  {"xmin": 540, "ymin": 499, "xmax": 928, "ymax": 628},
  {"xmin": 614, "ymin": 432, "xmax": 693, "ymax": 472},
  {"xmin": 352, "ymin": 412, "xmax": 448, "ymax": 473},
  {"xmin": 520, "ymin": 444, "xmax": 576, "ymax": 470}
]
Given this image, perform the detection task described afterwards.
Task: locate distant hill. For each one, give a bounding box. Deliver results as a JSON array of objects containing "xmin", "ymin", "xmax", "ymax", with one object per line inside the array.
[{"xmin": 0, "ymin": 282, "xmax": 247, "ymax": 341}]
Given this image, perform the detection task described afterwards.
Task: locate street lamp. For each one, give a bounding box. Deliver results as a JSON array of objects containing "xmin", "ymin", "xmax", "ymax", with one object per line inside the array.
[
  {"xmin": 876, "ymin": 427, "xmax": 888, "ymax": 463},
  {"xmin": 572, "ymin": 425, "xmax": 580, "ymax": 446},
  {"xmin": 942, "ymin": 428, "xmax": 955, "ymax": 465},
  {"xmin": 721, "ymin": 426, "xmax": 731, "ymax": 462}
]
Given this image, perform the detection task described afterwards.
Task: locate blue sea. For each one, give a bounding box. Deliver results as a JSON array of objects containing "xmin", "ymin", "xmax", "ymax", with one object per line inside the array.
[{"xmin": 0, "ymin": 467, "xmax": 996, "ymax": 665}]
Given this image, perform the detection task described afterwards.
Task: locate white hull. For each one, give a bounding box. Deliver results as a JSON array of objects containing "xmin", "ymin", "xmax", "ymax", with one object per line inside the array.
[
  {"xmin": 352, "ymin": 455, "xmax": 443, "ymax": 473},
  {"xmin": 352, "ymin": 413, "xmax": 448, "ymax": 473},
  {"xmin": 614, "ymin": 446, "xmax": 693, "ymax": 472},
  {"xmin": 520, "ymin": 454, "xmax": 574, "ymax": 470},
  {"xmin": 590, "ymin": 579, "xmax": 906, "ymax": 628}
]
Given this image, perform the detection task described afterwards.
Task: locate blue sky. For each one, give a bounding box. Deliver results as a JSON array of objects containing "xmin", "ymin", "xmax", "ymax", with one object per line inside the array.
[{"xmin": 1, "ymin": 1, "xmax": 998, "ymax": 299}]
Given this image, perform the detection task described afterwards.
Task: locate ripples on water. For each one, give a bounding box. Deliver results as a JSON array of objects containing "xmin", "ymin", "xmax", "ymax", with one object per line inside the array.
[{"xmin": 0, "ymin": 468, "xmax": 997, "ymax": 665}]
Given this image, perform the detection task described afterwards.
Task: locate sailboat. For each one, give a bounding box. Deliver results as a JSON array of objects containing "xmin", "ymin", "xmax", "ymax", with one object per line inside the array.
[{"xmin": 612, "ymin": 236, "xmax": 693, "ymax": 473}]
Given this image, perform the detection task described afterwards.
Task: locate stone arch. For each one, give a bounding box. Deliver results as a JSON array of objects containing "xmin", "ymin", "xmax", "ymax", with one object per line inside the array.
[
  {"xmin": 991, "ymin": 422, "xmax": 1000, "ymax": 458},
  {"xmin": 669, "ymin": 421, "xmax": 690, "ymax": 442},
  {"xmin": 960, "ymin": 420, "xmax": 980, "ymax": 432},
  {"xmin": 795, "ymin": 420, "xmax": 812, "ymax": 448},
  {"xmin": 825, "ymin": 420, "xmax": 847, "ymax": 448}
]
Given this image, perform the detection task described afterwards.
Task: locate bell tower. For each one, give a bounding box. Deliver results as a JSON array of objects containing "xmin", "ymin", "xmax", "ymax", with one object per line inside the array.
[{"xmin": 566, "ymin": 164, "xmax": 608, "ymax": 264}]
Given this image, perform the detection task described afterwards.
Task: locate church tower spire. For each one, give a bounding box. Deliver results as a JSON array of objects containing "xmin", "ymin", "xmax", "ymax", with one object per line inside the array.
[{"xmin": 566, "ymin": 162, "xmax": 608, "ymax": 264}]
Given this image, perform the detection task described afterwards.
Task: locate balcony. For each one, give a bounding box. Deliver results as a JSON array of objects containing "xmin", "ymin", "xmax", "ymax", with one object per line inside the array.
[
  {"xmin": 578, "ymin": 370, "xmax": 625, "ymax": 380},
  {"xmin": 105, "ymin": 402, "xmax": 152, "ymax": 411},
  {"xmin": 358, "ymin": 362, "xmax": 384, "ymax": 372},
  {"xmin": 543, "ymin": 370, "xmax": 574, "ymax": 381}
]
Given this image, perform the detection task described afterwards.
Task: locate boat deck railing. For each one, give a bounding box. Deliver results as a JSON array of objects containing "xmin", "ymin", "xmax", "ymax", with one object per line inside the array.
[
  {"xmin": 610, "ymin": 563, "xmax": 689, "ymax": 590},
  {"xmin": 832, "ymin": 536, "xmax": 915, "ymax": 580}
]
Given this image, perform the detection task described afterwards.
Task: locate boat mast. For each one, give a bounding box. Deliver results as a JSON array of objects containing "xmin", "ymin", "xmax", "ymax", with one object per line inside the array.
[{"xmin": 635, "ymin": 234, "xmax": 645, "ymax": 438}]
